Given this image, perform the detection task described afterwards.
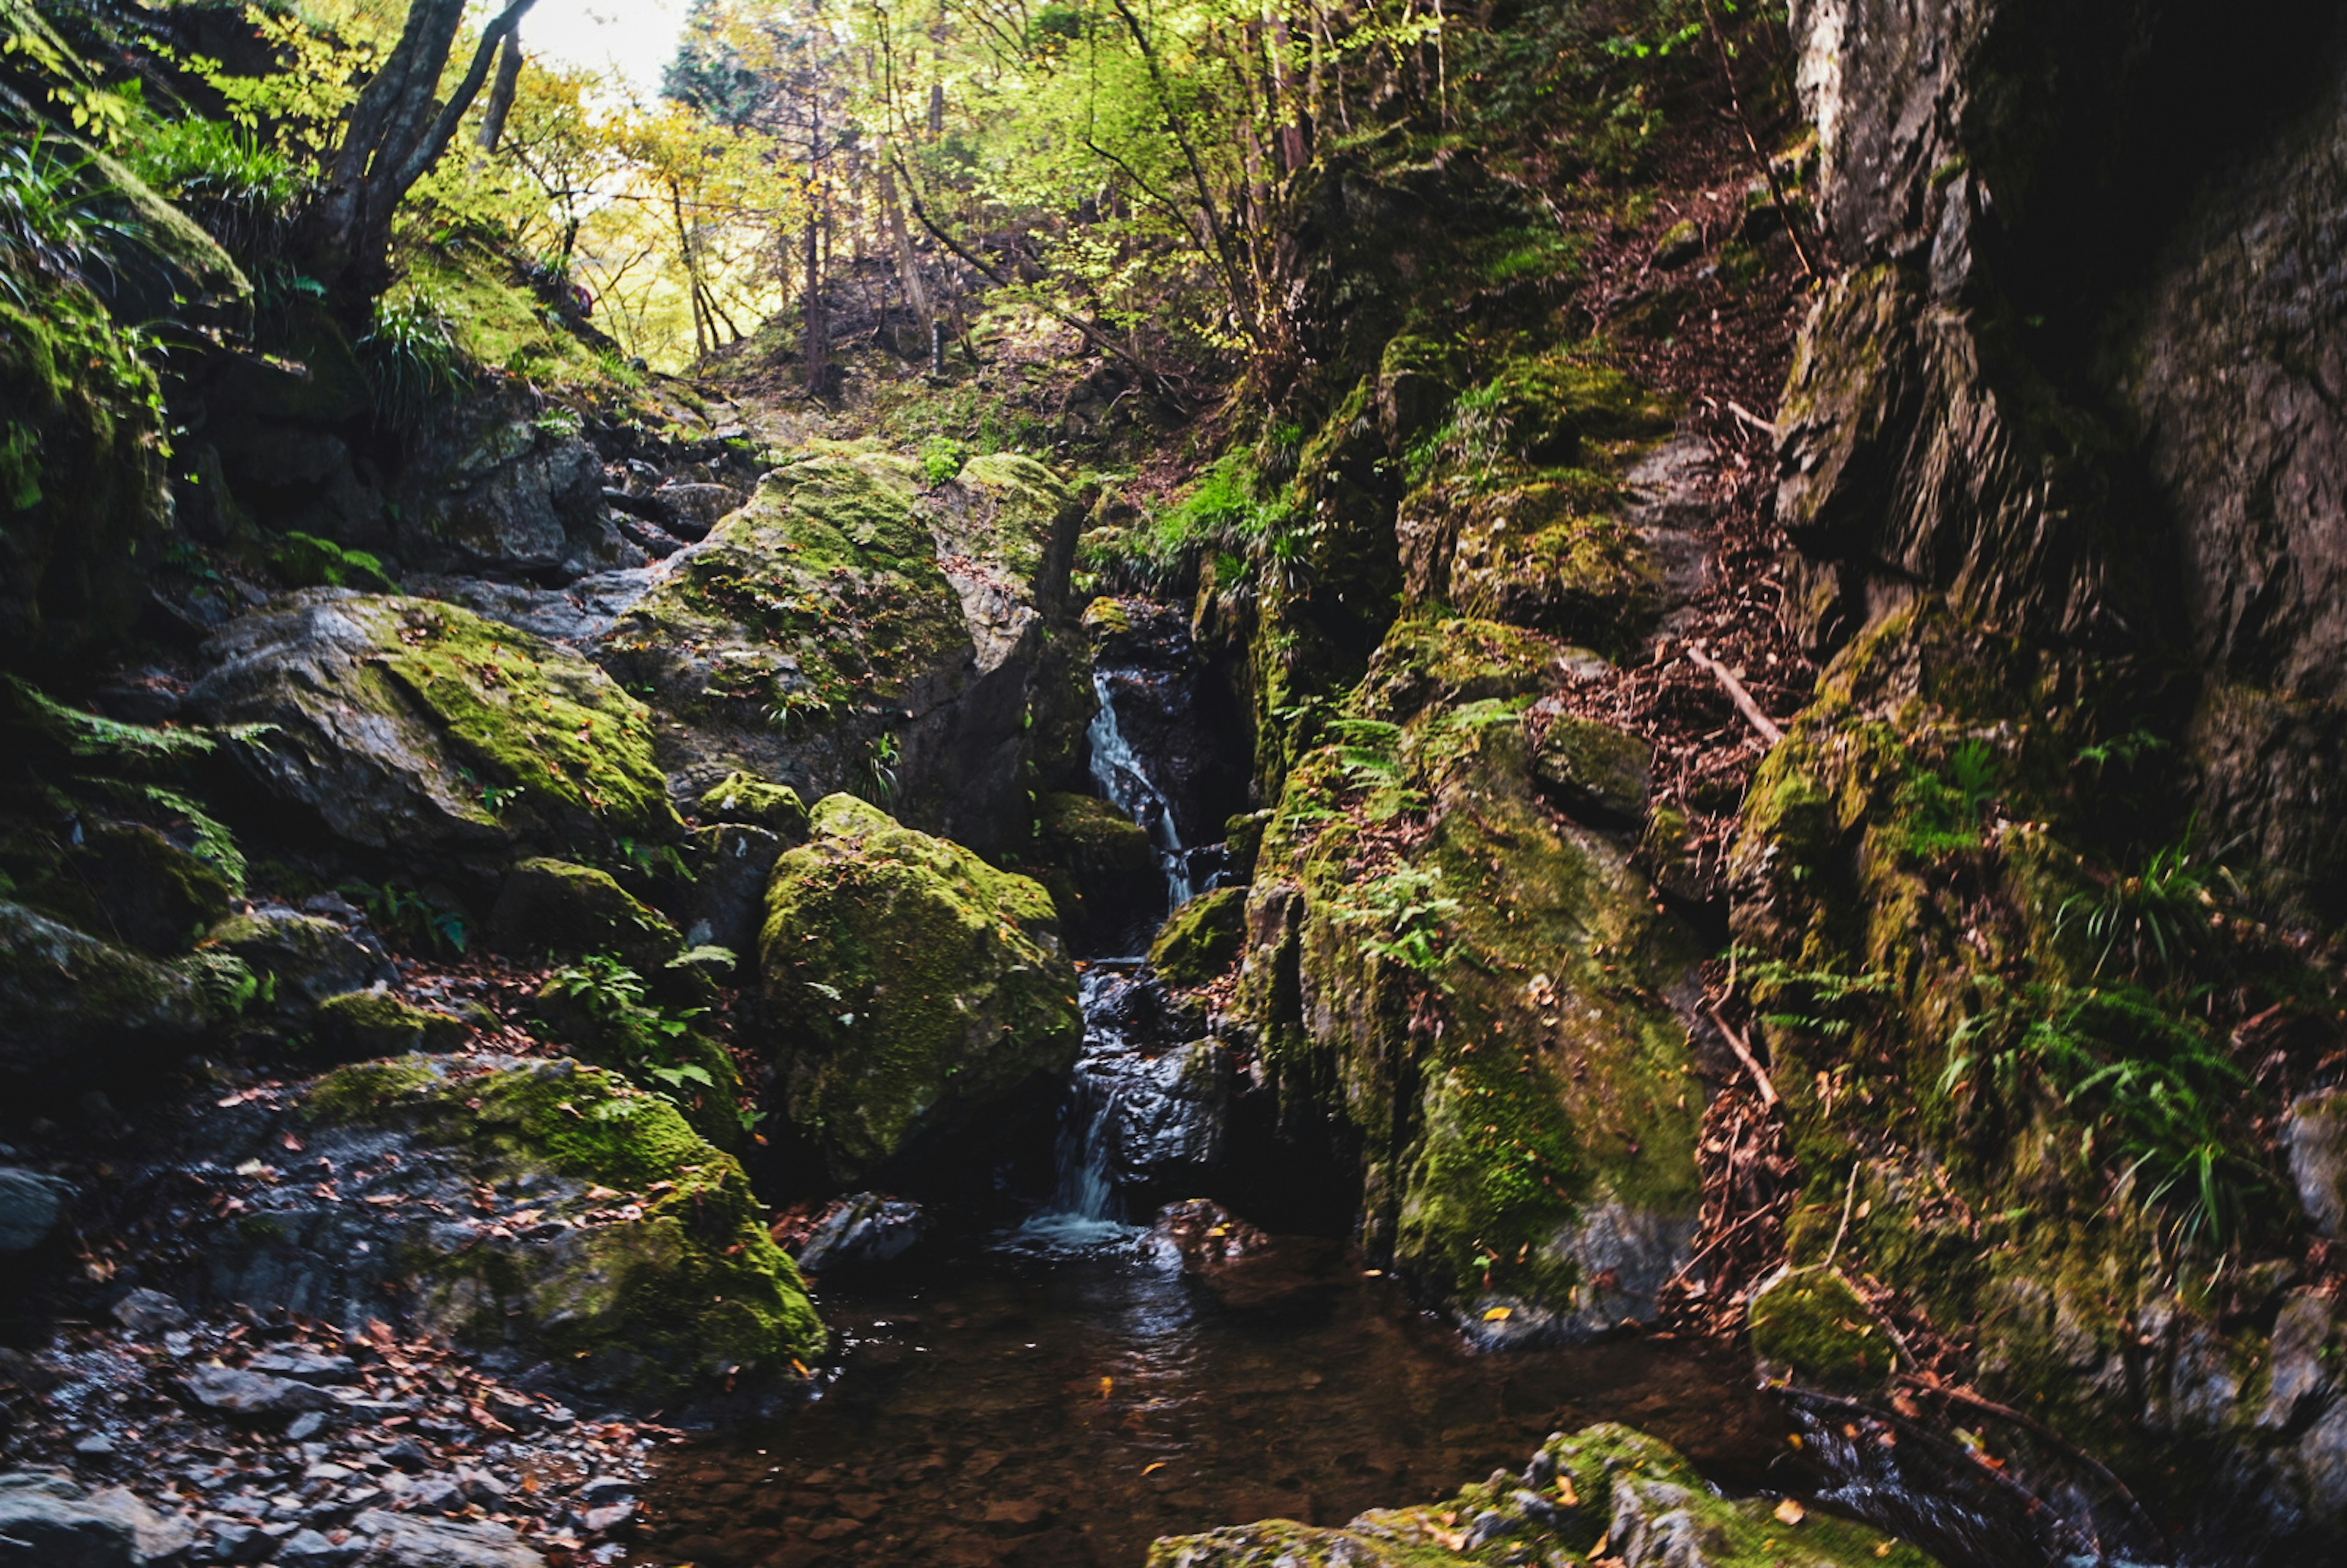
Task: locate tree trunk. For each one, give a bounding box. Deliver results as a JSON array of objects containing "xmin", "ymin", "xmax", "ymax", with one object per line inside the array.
[
  {"xmin": 477, "ymin": 28, "xmax": 525, "ymax": 153},
  {"xmin": 878, "ymin": 161, "xmax": 933, "ymax": 345}
]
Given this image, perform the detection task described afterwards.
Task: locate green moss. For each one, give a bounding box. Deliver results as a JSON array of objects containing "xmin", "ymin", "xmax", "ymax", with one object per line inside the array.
[
  {"xmin": 943, "ymin": 452, "xmax": 1073, "ymax": 582},
  {"xmin": 402, "ymin": 247, "xmax": 611, "ymax": 392},
  {"xmin": 1532, "ymin": 717, "xmax": 1653, "ymax": 824},
  {"xmin": 373, "ymin": 599, "xmax": 680, "ymax": 841},
  {"xmin": 1150, "ymin": 887, "xmax": 1249, "ymax": 987},
  {"xmin": 304, "ymin": 1055, "xmax": 823, "ymax": 1390},
  {"xmin": 1749, "ymin": 1267, "xmax": 1896, "ymax": 1392},
  {"xmin": 490, "ymin": 857, "xmax": 683, "ymax": 972},
  {"xmin": 697, "ymin": 772, "xmax": 810, "ymax": 838},
  {"xmin": 1081, "ymin": 596, "xmax": 1134, "ymax": 639},
  {"xmin": 310, "ymin": 989, "xmax": 469, "ymax": 1058},
  {"xmin": 760, "ymin": 794, "xmax": 1082, "ymax": 1180},
  {"xmin": 1150, "ymin": 1423, "xmax": 1939, "ymax": 1567}
]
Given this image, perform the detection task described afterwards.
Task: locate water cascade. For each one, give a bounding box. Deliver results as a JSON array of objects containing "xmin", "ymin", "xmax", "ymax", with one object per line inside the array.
[{"xmin": 1086, "ymin": 666, "xmax": 1200, "ymax": 914}]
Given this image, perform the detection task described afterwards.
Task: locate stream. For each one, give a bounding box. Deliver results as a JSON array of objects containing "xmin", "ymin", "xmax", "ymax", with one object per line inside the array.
[{"xmin": 623, "ymin": 629, "xmax": 1793, "ymax": 1567}]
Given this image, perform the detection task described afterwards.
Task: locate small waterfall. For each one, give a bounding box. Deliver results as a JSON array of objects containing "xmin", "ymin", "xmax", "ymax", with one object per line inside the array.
[
  {"xmin": 1087, "ymin": 669, "xmax": 1197, "ymax": 912},
  {"xmin": 1002, "ymin": 968, "xmax": 1148, "ymax": 1254}
]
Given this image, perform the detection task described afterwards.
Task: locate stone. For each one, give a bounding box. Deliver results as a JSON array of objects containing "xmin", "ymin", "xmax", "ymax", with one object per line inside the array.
[
  {"xmin": 696, "ymin": 772, "xmax": 809, "ymax": 839},
  {"xmin": 278, "ymin": 1526, "xmax": 359, "ymax": 1567},
  {"xmin": 0, "ymin": 902, "xmax": 210, "ymax": 1088},
  {"xmin": 1531, "ymin": 717, "xmax": 1653, "ymax": 827},
  {"xmin": 0, "ymin": 1471, "xmax": 182, "ymax": 1568},
  {"xmin": 310, "ymin": 991, "xmax": 469, "ymax": 1060},
  {"xmin": 1148, "ymin": 888, "xmax": 1247, "ymax": 989},
  {"xmin": 488, "ymin": 858, "xmax": 683, "ymax": 973},
  {"xmin": 1148, "ymin": 1424, "xmax": 1936, "ymax": 1566},
  {"xmin": 245, "ymin": 1349, "xmax": 358, "ymax": 1385},
  {"xmin": 1030, "ymin": 793, "xmax": 1158, "ymax": 958},
  {"xmin": 185, "ymin": 591, "xmax": 680, "ymax": 857},
  {"xmin": 759, "ymin": 794, "xmax": 1082, "ymax": 1182},
  {"xmin": 1748, "ymin": 1267, "xmax": 1895, "ymax": 1393},
  {"xmin": 0, "ymin": 1167, "xmax": 70, "ymax": 1252},
  {"xmin": 182, "ymin": 1364, "xmax": 339, "ymax": 1417},
  {"xmin": 792, "ymin": 1193, "xmax": 927, "ymax": 1274},
  {"xmin": 2287, "ymin": 1088, "xmax": 2347, "ymax": 1238},
  {"xmin": 650, "ymin": 482, "xmax": 744, "ymax": 538},
  {"xmin": 187, "ymin": 1055, "xmax": 823, "ymax": 1404},
  {"xmin": 682, "ymin": 824, "xmax": 782, "ymax": 959},
  {"xmin": 198, "ymin": 910, "xmax": 393, "ymax": 1020},
  {"xmin": 111, "ymin": 1288, "xmax": 187, "ymax": 1333},
  {"xmin": 350, "ymin": 1509, "xmax": 545, "ymax": 1568},
  {"xmin": 48, "ymin": 821, "xmax": 234, "ymax": 956}
]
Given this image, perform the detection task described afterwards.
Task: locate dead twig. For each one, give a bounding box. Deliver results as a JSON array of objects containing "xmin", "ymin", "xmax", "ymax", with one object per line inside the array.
[
  {"xmin": 1708, "ymin": 1003, "xmax": 1779, "ymax": 1106},
  {"xmin": 1688, "ymin": 643, "xmax": 1785, "ymax": 745},
  {"xmin": 1896, "ymin": 1371, "xmax": 2165, "ymax": 1550}
]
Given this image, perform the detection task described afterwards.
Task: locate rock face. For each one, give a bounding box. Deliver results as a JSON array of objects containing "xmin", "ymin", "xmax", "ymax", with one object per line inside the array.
[
  {"xmin": 758, "ymin": 794, "xmax": 1082, "ymax": 1183},
  {"xmin": 0, "ymin": 1167, "xmax": 70, "ymax": 1253},
  {"xmin": 182, "ymin": 1055, "xmax": 822, "ymax": 1403},
  {"xmin": 186, "ymin": 591, "xmax": 680, "ymax": 859},
  {"xmin": 596, "ymin": 448, "xmax": 1085, "ymax": 855},
  {"xmin": 1724, "ymin": 1, "xmax": 2347, "ymax": 1552},
  {"xmin": 0, "ymin": 1471, "xmax": 192, "ymax": 1568},
  {"xmin": 1233, "ymin": 620, "xmax": 1706, "ymax": 1337},
  {"xmin": 1027, "ymin": 792, "xmax": 1158, "ymax": 956},
  {"xmin": 1147, "ymin": 887, "xmax": 1248, "ymax": 988},
  {"xmin": 1148, "ymin": 1424, "xmax": 1938, "ymax": 1568}
]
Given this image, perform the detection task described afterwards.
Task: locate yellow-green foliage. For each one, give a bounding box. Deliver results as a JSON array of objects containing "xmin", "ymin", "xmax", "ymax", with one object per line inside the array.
[
  {"xmin": 306, "ymin": 1055, "xmax": 824, "ymax": 1391},
  {"xmin": 402, "ymin": 246, "xmax": 609, "ymax": 392},
  {"xmin": 760, "ymin": 794, "xmax": 1081, "ymax": 1181}
]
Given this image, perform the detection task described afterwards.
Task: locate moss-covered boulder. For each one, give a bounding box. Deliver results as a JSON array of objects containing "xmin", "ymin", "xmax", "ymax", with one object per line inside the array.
[
  {"xmin": 199, "ymin": 909, "xmax": 394, "ymax": 1020},
  {"xmin": 310, "ymin": 990, "xmax": 470, "ymax": 1058},
  {"xmin": 1749, "ymin": 1267, "xmax": 1896, "ymax": 1393},
  {"xmin": 1150, "ymin": 887, "xmax": 1248, "ymax": 988},
  {"xmin": 759, "ymin": 794, "xmax": 1082, "ymax": 1182},
  {"xmin": 0, "ymin": 901, "xmax": 211, "ymax": 1085},
  {"xmin": 1031, "ymin": 791, "xmax": 1159, "ymax": 955},
  {"xmin": 196, "ymin": 1055, "xmax": 822, "ymax": 1404},
  {"xmin": 594, "ymin": 448, "xmax": 974, "ymax": 815},
  {"xmin": 490, "ymin": 857, "xmax": 684, "ymax": 973},
  {"xmin": 697, "ymin": 772, "xmax": 810, "ymax": 840},
  {"xmin": 1235, "ymin": 615, "xmax": 1705, "ymax": 1335},
  {"xmin": 1150, "ymin": 1423, "xmax": 1938, "ymax": 1567},
  {"xmin": 186, "ymin": 590, "xmax": 680, "ymax": 856},
  {"xmin": 31, "ymin": 820, "xmax": 234, "ymax": 956}
]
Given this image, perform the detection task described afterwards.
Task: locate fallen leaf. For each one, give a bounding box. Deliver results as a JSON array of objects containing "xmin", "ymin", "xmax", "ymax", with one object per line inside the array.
[
  {"xmin": 1142, "ymin": 1461, "xmax": 1169, "ymax": 1476},
  {"xmin": 1555, "ymin": 1475, "xmax": 1579, "ymax": 1507},
  {"xmin": 1773, "ymin": 1498, "xmax": 1805, "ymax": 1526},
  {"xmin": 1482, "ymin": 1306, "xmax": 1513, "ymax": 1322}
]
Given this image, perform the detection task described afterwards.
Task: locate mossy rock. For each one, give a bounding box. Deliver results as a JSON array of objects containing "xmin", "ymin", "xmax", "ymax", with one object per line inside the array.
[
  {"xmin": 200, "ymin": 909, "xmax": 391, "ymax": 1019},
  {"xmin": 935, "ymin": 452, "xmax": 1079, "ymax": 592},
  {"xmin": 1533, "ymin": 717, "xmax": 1653, "ymax": 827},
  {"xmin": 1749, "ymin": 1267, "xmax": 1897, "ymax": 1393},
  {"xmin": 697, "ymin": 772, "xmax": 810, "ymax": 840},
  {"xmin": 0, "ymin": 901, "xmax": 212, "ymax": 1083},
  {"xmin": 1150, "ymin": 887, "xmax": 1249, "ymax": 988},
  {"xmin": 759, "ymin": 794, "xmax": 1082, "ymax": 1182},
  {"xmin": 1149, "ymin": 1422, "xmax": 1939, "ymax": 1567},
  {"xmin": 309, "ymin": 989, "xmax": 469, "ymax": 1059},
  {"xmin": 1032, "ymin": 792, "xmax": 1158, "ymax": 954},
  {"xmin": 187, "ymin": 590, "xmax": 681, "ymax": 855},
  {"xmin": 40, "ymin": 821, "xmax": 234, "ymax": 956},
  {"xmin": 1223, "ymin": 810, "xmax": 1272, "ymax": 881},
  {"xmin": 1376, "ymin": 332, "xmax": 1464, "ymax": 443},
  {"xmin": 289, "ymin": 1055, "xmax": 823, "ymax": 1401},
  {"xmin": 1442, "ymin": 483, "xmax": 1662, "ymax": 653},
  {"xmin": 490, "ymin": 857, "xmax": 684, "ymax": 973}
]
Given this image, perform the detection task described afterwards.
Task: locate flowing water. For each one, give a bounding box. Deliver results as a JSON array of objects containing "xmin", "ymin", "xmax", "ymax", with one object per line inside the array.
[{"xmin": 1085, "ymin": 667, "xmax": 1203, "ymax": 917}]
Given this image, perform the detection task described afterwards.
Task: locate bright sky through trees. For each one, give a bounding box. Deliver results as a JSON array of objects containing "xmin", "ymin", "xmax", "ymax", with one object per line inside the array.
[{"xmin": 523, "ymin": 0, "xmax": 689, "ymax": 95}]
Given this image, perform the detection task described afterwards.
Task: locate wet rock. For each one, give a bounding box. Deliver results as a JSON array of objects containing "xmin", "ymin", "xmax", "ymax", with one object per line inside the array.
[
  {"xmin": 185, "ymin": 591, "xmax": 680, "ymax": 857},
  {"xmin": 111, "ymin": 1289, "xmax": 188, "ymax": 1334},
  {"xmin": 759, "ymin": 794, "xmax": 1082, "ymax": 1182},
  {"xmin": 2286, "ymin": 1088, "xmax": 2347, "ymax": 1237},
  {"xmin": 186, "ymin": 1055, "xmax": 822, "ymax": 1403},
  {"xmin": 0, "ymin": 1167, "xmax": 71, "ymax": 1253},
  {"xmin": 182, "ymin": 1363, "xmax": 339, "ymax": 1418},
  {"xmin": 791, "ymin": 1193, "xmax": 927, "ymax": 1274},
  {"xmin": 0, "ymin": 903, "xmax": 210, "ymax": 1088},
  {"xmin": 350, "ymin": 1509, "xmax": 545, "ymax": 1568},
  {"xmin": 1107, "ymin": 1043, "xmax": 1232, "ymax": 1187},
  {"xmin": 651, "ymin": 482, "xmax": 744, "ymax": 539},
  {"xmin": 197, "ymin": 910, "xmax": 394, "ymax": 1020},
  {"xmin": 244, "ymin": 1349, "xmax": 358, "ymax": 1385},
  {"xmin": 1145, "ymin": 1200, "xmax": 1269, "ymax": 1273},
  {"xmin": 310, "ymin": 991, "xmax": 469, "ymax": 1059},
  {"xmin": 1148, "ymin": 888, "xmax": 1247, "ymax": 989},
  {"xmin": 45, "ymin": 821, "xmax": 233, "ymax": 956},
  {"xmin": 0, "ymin": 1472, "xmax": 192, "ymax": 1568},
  {"xmin": 488, "ymin": 858, "xmax": 683, "ymax": 972},
  {"xmin": 683, "ymin": 824, "xmax": 784, "ymax": 958}
]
